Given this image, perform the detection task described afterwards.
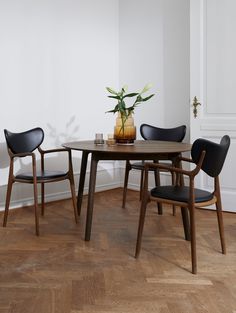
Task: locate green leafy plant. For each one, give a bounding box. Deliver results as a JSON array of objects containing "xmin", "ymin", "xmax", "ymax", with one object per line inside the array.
[
  {"xmin": 106, "ymin": 83, "xmax": 154, "ymax": 117},
  {"xmin": 106, "ymin": 84, "xmax": 155, "ymax": 134}
]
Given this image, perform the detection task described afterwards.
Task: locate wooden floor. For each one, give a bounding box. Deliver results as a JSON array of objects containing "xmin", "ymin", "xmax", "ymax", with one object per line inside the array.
[{"xmin": 1, "ymin": 188, "xmax": 236, "ymax": 313}]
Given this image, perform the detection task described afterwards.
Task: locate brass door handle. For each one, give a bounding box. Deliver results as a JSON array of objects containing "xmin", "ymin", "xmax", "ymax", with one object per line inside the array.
[{"xmin": 192, "ymin": 96, "xmax": 201, "ymax": 118}]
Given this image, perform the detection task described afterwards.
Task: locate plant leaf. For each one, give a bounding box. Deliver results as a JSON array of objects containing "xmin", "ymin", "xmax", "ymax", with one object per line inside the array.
[
  {"xmin": 106, "ymin": 109, "xmax": 117, "ymax": 113},
  {"xmin": 106, "ymin": 87, "xmax": 118, "ymax": 95},
  {"xmin": 140, "ymin": 83, "xmax": 153, "ymax": 94},
  {"xmin": 122, "ymin": 85, "xmax": 128, "ymax": 92},
  {"xmin": 108, "ymin": 95, "xmax": 120, "ymax": 100},
  {"xmin": 142, "ymin": 94, "xmax": 154, "ymax": 101},
  {"xmin": 123, "ymin": 93, "xmax": 139, "ymax": 98}
]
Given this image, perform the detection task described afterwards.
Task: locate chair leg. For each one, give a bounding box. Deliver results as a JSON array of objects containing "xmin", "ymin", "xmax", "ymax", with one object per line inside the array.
[
  {"xmin": 215, "ymin": 177, "xmax": 226, "ymax": 254},
  {"xmin": 69, "ymin": 177, "xmax": 79, "ymax": 224},
  {"xmin": 154, "ymin": 169, "xmax": 163, "ymax": 215},
  {"xmin": 171, "ymin": 171, "xmax": 176, "ymax": 216},
  {"xmin": 31, "ymin": 155, "xmax": 40, "ymax": 236},
  {"xmin": 41, "ymin": 183, "xmax": 45, "ymax": 216},
  {"xmin": 216, "ymin": 201, "xmax": 226, "ymax": 254},
  {"xmin": 3, "ymin": 179, "xmax": 13, "ymax": 227},
  {"xmin": 189, "ymin": 206, "xmax": 197, "ymax": 274},
  {"xmin": 122, "ymin": 161, "xmax": 131, "ymax": 208},
  {"xmin": 33, "ymin": 180, "xmax": 40, "ymax": 236}
]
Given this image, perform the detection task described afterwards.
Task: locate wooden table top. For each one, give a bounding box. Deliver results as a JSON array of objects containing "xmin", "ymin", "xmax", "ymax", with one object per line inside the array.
[{"xmin": 63, "ymin": 140, "xmax": 191, "ymax": 155}]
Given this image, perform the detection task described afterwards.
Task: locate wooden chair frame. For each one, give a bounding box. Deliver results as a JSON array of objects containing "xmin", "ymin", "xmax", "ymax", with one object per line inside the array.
[
  {"xmin": 122, "ymin": 124, "xmax": 186, "ymax": 215},
  {"xmin": 135, "ymin": 151, "xmax": 226, "ymax": 274},
  {"xmin": 122, "ymin": 158, "xmax": 176, "ymax": 215},
  {"xmin": 3, "ymin": 146, "xmax": 78, "ymax": 236}
]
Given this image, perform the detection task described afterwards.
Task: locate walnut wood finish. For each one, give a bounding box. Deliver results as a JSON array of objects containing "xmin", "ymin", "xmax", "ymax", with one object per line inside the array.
[
  {"xmin": 122, "ymin": 159, "xmax": 176, "ymax": 215},
  {"xmin": 63, "ymin": 140, "xmax": 192, "ymax": 241},
  {"xmin": 3, "ymin": 146, "xmax": 78, "ymax": 236},
  {"xmin": 135, "ymin": 151, "xmax": 226, "ymax": 274},
  {"xmin": 122, "ymin": 124, "xmax": 186, "ymax": 215},
  {"xmin": 1, "ymin": 189, "xmax": 236, "ymax": 313}
]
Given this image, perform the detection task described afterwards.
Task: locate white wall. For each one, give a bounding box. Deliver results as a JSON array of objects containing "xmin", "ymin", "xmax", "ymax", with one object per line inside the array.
[
  {"xmin": 163, "ymin": 0, "xmax": 190, "ymax": 133},
  {"xmin": 119, "ymin": 0, "xmax": 164, "ymax": 133},
  {"xmin": 119, "ymin": 0, "xmax": 190, "ymax": 189},
  {"xmin": 119, "ymin": 0, "xmax": 190, "ymax": 134},
  {"xmin": 0, "ymin": 0, "xmax": 190, "ymax": 209},
  {"xmin": 0, "ymin": 0, "xmax": 120, "ymax": 209}
]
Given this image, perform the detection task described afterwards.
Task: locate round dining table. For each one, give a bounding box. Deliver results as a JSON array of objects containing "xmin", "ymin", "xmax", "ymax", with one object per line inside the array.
[{"xmin": 63, "ymin": 140, "xmax": 192, "ymax": 241}]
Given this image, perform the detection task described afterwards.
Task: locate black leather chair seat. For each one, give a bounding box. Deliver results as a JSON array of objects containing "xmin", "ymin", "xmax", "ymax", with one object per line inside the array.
[
  {"xmin": 16, "ymin": 170, "xmax": 67, "ymax": 181},
  {"xmin": 150, "ymin": 185, "xmax": 214, "ymax": 203}
]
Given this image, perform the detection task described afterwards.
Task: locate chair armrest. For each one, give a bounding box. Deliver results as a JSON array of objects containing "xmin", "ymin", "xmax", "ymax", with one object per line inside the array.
[
  {"xmin": 144, "ymin": 160, "xmax": 202, "ymax": 177},
  {"xmin": 144, "ymin": 149, "xmax": 206, "ymax": 178},
  {"xmin": 38, "ymin": 147, "xmax": 72, "ymax": 173},
  {"xmin": 177, "ymin": 156, "xmax": 195, "ymax": 164},
  {"xmin": 38, "ymin": 147, "xmax": 70, "ymax": 155},
  {"xmin": 144, "ymin": 162, "xmax": 192, "ymax": 177}
]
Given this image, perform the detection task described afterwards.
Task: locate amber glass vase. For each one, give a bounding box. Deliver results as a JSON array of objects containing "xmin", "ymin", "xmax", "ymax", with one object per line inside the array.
[{"xmin": 114, "ymin": 113, "xmax": 136, "ymax": 144}]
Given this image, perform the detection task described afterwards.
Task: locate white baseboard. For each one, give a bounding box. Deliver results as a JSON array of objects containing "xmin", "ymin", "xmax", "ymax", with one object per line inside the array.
[
  {"xmin": 0, "ymin": 166, "xmax": 121, "ymax": 211},
  {"xmin": 0, "ymin": 162, "xmax": 181, "ymax": 212}
]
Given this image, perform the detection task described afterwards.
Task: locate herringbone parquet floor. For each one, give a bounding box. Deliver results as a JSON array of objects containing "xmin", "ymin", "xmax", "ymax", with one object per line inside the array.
[{"xmin": 1, "ymin": 188, "xmax": 236, "ymax": 313}]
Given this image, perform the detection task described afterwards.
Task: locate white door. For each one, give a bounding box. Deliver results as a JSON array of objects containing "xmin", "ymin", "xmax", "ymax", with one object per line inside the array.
[{"xmin": 190, "ymin": 0, "xmax": 236, "ymax": 212}]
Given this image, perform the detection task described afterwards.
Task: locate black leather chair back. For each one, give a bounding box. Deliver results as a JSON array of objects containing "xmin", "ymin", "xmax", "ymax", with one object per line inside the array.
[
  {"xmin": 140, "ymin": 124, "xmax": 186, "ymax": 142},
  {"xmin": 4, "ymin": 128, "xmax": 44, "ymax": 154},
  {"xmin": 191, "ymin": 135, "xmax": 230, "ymax": 177}
]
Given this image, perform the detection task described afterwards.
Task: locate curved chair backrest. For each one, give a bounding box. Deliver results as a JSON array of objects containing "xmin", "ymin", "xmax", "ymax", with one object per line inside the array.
[
  {"xmin": 4, "ymin": 128, "xmax": 44, "ymax": 154},
  {"xmin": 191, "ymin": 135, "xmax": 230, "ymax": 177},
  {"xmin": 140, "ymin": 124, "xmax": 186, "ymax": 142}
]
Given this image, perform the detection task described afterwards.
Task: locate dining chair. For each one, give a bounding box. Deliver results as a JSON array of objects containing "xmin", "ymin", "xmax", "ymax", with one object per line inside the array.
[
  {"xmin": 122, "ymin": 124, "xmax": 186, "ymax": 215},
  {"xmin": 135, "ymin": 135, "xmax": 230, "ymax": 274},
  {"xmin": 3, "ymin": 127, "xmax": 78, "ymax": 236}
]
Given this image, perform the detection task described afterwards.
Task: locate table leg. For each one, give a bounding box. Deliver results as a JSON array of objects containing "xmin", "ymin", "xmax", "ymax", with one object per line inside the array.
[
  {"xmin": 85, "ymin": 154, "xmax": 98, "ymax": 241},
  {"xmin": 77, "ymin": 151, "xmax": 89, "ymax": 216}
]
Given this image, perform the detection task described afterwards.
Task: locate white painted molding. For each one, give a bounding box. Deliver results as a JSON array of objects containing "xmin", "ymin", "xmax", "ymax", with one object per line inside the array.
[{"xmin": 200, "ymin": 124, "xmax": 236, "ymax": 132}]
